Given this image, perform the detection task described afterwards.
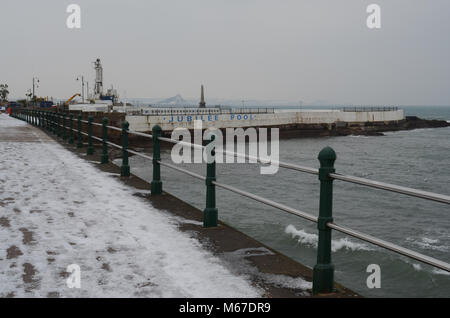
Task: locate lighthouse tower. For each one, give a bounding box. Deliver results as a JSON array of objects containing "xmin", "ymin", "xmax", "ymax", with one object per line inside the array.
[
  {"xmin": 93, "ymin": 58, "xmax": 103, "ymax": 98},
  {"xmin": 199, "ymin": 85, "xmax": 206, "ymax": 108}
]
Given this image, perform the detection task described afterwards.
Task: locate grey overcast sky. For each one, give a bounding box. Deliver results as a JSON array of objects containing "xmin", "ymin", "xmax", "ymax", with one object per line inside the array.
[{"xmin": 1, "ymin": 0, "xmax": 449, "ymax": 105}]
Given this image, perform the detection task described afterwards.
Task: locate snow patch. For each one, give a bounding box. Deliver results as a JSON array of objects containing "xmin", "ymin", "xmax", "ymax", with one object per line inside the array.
[{"xmin": 0, "ymin": 114, "xmax": 261, "ymax": 298}]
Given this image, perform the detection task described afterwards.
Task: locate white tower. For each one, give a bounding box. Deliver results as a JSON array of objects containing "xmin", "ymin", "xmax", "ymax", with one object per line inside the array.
[{"xmin": 93, "ymin": 58, "xmax": 103, "ymax": 98}]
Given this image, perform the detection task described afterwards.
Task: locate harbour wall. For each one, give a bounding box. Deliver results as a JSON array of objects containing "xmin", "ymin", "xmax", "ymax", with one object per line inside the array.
[{"xmin": 126, "ymin": 110, "xmax": 405, "ymax": 132}]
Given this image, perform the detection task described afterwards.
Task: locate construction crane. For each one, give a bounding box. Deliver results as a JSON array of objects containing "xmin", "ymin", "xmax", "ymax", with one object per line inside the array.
[{"xmin": 65, "ymin": 93, "xmax": 81, "ymax": 105}]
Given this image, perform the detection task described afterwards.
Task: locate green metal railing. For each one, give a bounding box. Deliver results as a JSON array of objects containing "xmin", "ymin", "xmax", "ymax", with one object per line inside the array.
[{"xmin": 10, "ymin": 108, "xmax": 450, "ymax": 296}]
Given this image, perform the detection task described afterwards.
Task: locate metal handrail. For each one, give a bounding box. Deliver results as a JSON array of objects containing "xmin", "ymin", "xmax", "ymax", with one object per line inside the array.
[
  {"xmin": 79, "ymin": 118, "xmax": 149, "ymax": 136},
  {"xmin": 330, "ymin": 173, "xmax": 450, "ymax": 205},
  {"xmin": 158, "ymin": 160, "xmax": 206, "ymax": 181},
  {"xmin": 212, "ymin": 181, "xmax": 318, "ymax": 223}
]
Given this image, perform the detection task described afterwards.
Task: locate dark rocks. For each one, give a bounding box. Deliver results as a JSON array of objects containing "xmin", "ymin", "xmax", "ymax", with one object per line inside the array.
[{"xmin": 279, "ymin": 117, "xmax": 449, "ymax": 138}]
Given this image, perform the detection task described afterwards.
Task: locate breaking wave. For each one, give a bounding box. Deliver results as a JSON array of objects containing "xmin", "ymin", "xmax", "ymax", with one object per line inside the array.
[
  {"xmin": 285, "ymin": 225, "xmax": 374, "ymax": 252},
  {"xmin": 410, "ymin": 263, "xmax": 450, "ymax": 276},
  {"xmin": 406, "ymin": 237, "xmax": 448, "ymax": 252}
]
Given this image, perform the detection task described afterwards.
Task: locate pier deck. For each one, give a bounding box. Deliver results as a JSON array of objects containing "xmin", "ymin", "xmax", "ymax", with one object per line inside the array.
[{"xmin": 0, "ymin": 114, "xmax": 357, "ymax": 298}]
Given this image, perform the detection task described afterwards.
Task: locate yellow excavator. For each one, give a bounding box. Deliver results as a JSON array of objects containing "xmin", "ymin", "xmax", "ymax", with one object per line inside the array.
[{"xmin": 65, "ymin": 93, "xmax": 81, "ymax": 105}]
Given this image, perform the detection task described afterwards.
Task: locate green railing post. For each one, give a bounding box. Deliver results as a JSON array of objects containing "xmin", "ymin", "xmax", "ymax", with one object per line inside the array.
[
  {"xmin": 43, "ymin": 111, "xmax": 46, "ymax": 129},
  {"xmin": 203, "ymin": 133, "xmax": 218, "ymax": 228},
  {"xmin": 52, "ymin": 113, "xmax": 56, "ymax": 134},
  {"xmin": 151, "ymin": 125, "xmax": 162, "ymax": 195},
  {"xmin": 77, "ymin": 114, "xmax": 83, "ymax": 148},
  {"xmin": 101, "ymin": 117, "xmax": 109, "ymax": 164},
  {"xmin": 57, "ymin": 112, "xmax": 61, "ymax": 137},
  {"xmin": 62, "ymin": 112, "xmax": 67, "ymax": 140},
  {"xmin": 120, "ymin": 121, "xmax": 130, "ymax": 177},
  {"xmin": 69, "ymin": 114, "xmax": 74, "ymax": 144},
  {"xmin": 87, "ymin": 116, "xmax": 94, "ymax": 155},
  {"xmin": 312, "ymin": 146, "xmax": 336, "ymax": 295}
]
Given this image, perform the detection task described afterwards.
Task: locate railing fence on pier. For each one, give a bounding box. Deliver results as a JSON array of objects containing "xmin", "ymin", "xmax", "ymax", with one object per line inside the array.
[{"xmin": 11, "ymin": 108, "xmax": 450, "ymax": 295}]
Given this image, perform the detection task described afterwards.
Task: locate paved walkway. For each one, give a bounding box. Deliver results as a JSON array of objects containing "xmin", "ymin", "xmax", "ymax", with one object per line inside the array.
[{"xmin": 0, "ymin": 114, "xmax": 264, "ymax": 297}]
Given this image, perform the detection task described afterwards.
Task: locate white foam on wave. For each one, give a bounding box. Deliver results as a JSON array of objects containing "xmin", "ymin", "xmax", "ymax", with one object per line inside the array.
[
  {"xmin": 410, "ymin": 262, "xmax": 450, "ymax": 276},
  {"xmin": 406, "ymin": 237, "xmax": 448, "ymax": 252},
  {"xmin": 348, "ymin": 135, "xmax": 370, "ymax": 138},
  {"xmin": 285, "ymin": 225, "xmax": 374, "ymax": 252},
  {"xmin": 432, "ymin": 268, "xmax": 450, "ymax": 276}
]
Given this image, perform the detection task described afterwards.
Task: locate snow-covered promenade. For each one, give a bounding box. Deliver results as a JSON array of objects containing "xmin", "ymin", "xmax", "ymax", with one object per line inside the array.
[{"xmin": 0, "ymin": 114, "xmax": 262, "ymax": 297}]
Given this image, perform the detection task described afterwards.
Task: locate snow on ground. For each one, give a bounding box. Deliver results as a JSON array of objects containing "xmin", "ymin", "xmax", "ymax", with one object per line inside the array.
[{"xmin": 0, "ymin": 114, "xmax": 262, "ymax": 297}]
